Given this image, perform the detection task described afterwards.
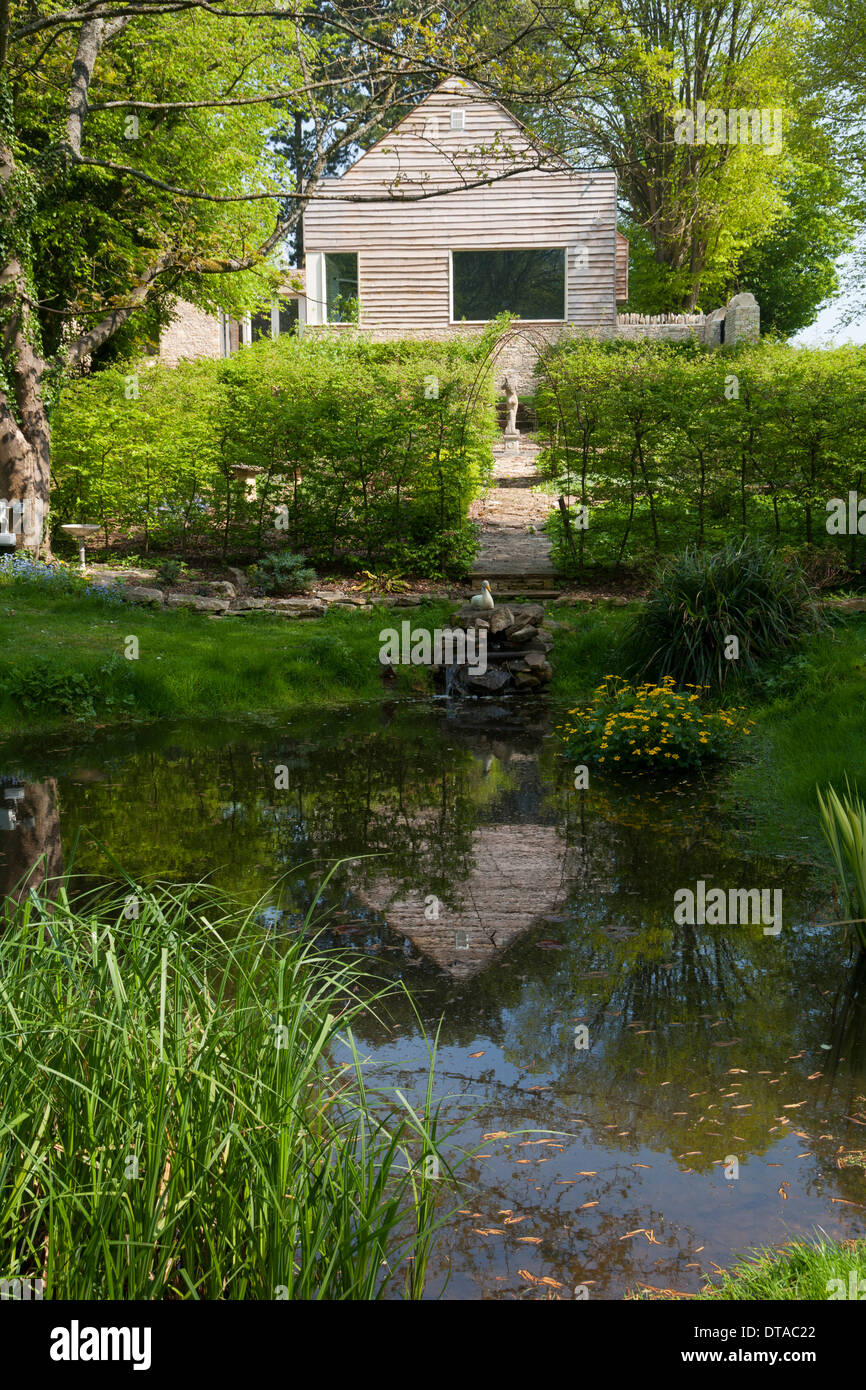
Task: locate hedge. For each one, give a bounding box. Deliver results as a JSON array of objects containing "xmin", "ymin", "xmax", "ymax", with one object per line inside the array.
[
  {"xmin": 51, "ymin": 333, "xmax": 497, "ymax": 576},
  {"xmin": 534, "ymin": 339, "xmax": 866, "ymax": 574}
]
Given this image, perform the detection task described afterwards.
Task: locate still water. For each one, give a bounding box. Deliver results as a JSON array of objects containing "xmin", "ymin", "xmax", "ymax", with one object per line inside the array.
[{"xmin": 2, "ymin": 699, "xmax": 864, "ymax": 1298}]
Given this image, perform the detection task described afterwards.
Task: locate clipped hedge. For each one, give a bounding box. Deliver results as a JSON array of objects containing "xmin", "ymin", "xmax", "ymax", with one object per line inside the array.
[
  {"xmin": 535, "ymin": 339, "xmax": 866, "ymax": 573},
  {"xmin": 51, "ymin": 333, "xmax": 496, "ymax": 575}
]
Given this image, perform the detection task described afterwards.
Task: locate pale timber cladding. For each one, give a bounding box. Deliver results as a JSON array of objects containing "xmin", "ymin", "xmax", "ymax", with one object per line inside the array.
[{"xmin": 302, "ymin": 80, "xmax": 621, "ymax": 331}]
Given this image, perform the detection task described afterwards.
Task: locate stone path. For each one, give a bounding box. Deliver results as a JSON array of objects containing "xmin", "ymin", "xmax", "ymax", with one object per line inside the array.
[{"xmin": 468, "ymin": 435, "xmax": 559, "ymax": 592}]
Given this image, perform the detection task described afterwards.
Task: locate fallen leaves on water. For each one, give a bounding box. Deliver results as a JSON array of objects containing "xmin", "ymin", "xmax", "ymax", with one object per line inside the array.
[
  {"xmin": 517, "ymin": 1270, "xmax": 564, "ymax": 1289},
  {"xmin": 473, "ymin": 1228, "xmax": 505, "ymax": 1236},
  {"xmin": 516, "ymin": 1236, "xmax": 543, "ymax": 1245},
  {"xmin": 783, "ymin": 1101, "xmax": 807, "ymax": 1109},
  {"xmin": 579, "ymin": 1200, "xmax": 599, "ymax": 1209},
  {"xmin": 620, "ymin": 1228, "xmax": 662, "ymax": 1245},
  {"xmin": 482, "ymin": 1132, "xmax": 510, "ymax": 1140},
  {"xmin": 468, "ymin": 1050, "xmax": 485, "ymax": 1058},
  {"xmin": 778, "ymin": 1183, "xmax": 790, "ymax": 1199}
]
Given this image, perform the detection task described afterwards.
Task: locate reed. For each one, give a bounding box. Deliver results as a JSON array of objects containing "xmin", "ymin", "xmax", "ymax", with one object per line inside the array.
[
  {"xmin": 817, "ymin": 781, "xmax": 866, "ymax": 952},
  {"xmin": 0, "ymin": 873, "xmax": 454, "ymax": 1298}
]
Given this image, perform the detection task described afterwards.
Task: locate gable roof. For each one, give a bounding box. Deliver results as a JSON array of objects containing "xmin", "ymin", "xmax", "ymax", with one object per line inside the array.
[{"xmin": 333, "ymin": 77, "xmax": 577, "ymax": 191}]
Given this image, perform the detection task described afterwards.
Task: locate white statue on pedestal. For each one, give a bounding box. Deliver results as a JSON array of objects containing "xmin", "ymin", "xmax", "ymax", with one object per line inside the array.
[{"xmin": 503, "ymin": 377, "xmax": 519, "ymax": 435}]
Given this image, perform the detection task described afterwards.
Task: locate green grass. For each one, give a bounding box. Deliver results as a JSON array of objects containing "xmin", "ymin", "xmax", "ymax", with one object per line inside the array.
[
  {"xmin": 0, "ymin": 873, "xmax": 456, "ymax": 1299},
  {"xmin": 691, "ymin": 1236, "xmax": 866, "ymax": 1300},
  {"xmin": 0, "ymin": 582, "xmax": 453, "ymax": 732},
  {"xmin": 722, "ymin": 616, "xmax": 866, "ymax": 856}
]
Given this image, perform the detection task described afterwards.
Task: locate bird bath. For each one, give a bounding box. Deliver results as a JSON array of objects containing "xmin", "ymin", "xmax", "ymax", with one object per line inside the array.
[{"xmin": 61, "ymin": 523, "xmax": 102, "ymax": 571}]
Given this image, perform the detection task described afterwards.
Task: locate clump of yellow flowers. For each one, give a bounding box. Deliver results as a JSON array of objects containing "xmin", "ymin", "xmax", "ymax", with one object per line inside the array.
[{"xmin": 558, "ymin": 675, "xmax": 755, "ymax": 773}]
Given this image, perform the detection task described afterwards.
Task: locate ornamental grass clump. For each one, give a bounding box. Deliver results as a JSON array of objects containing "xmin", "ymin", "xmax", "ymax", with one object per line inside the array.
[
  {"xmin": 621, "ymin": 538, "xmax": 822, "ymax": 692},
  {"xmin": 0, "ymin": 873, "xmax": 454, "ymax": 1299},
  {"xmin": 558, "ymin": 675, "xmax": 754, "ymax": 773}
]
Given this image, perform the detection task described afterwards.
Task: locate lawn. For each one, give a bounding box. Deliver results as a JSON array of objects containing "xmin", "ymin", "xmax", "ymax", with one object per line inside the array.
[{"xmin": 0, "ymin": 582, "xmax": 453, "ymax": 731}]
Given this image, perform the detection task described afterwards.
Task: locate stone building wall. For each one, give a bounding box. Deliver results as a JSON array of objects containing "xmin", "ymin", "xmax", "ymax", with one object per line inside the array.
[{"xmin": 158, "ymin": 300, "xmax": 223, "ymax": 366}]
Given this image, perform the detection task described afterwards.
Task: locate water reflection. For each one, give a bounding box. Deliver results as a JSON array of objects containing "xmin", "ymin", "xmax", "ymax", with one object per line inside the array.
[
  {"xmin": 2, "ymin": 705, "xmax": 865, "ymax": 1297},
  {"xmin": 0, "ymin": 777, "xmax": 63, "ymax": 903}
]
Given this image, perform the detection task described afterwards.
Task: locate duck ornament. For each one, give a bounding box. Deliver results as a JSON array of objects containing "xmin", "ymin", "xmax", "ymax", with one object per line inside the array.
[{"xmin": 471, "ymin": 580, "xmax": 495, "ymax": 609}]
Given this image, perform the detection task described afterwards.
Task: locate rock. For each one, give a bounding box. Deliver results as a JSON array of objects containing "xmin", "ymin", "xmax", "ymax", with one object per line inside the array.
[
  {"xmin": 539, "ymin": 662, "xmax": 553, "ymax": 681},
  {"xmin": 513, "ymin": 672, "xmax": 541, "ymax": 688},
  {"xmin": 467, "ymin": 667, "xmax": 511, "ymax": 694},
  {"xmin": 509, "ymin": 604, "xmax": 545, "ymax": 627},
  {"xmin": 206, "ymin": 581, "xmax": 236, "ymax": 598},
  {"xmin": 384, "ymin": 595, "xmax": 422, "ymax": 607},
  {"xmin": 488, "ymin": 607, "xmax": 514, "ymax": 636},
  {"xmin": 234, "ymin": 597, "xmax": 269, "ymax": 610},
  {"xmin": 524, "ymin": 635, "xmax": 554, "ymax": 653},
  {"xmin": 125, "ymin": 585, "xmax": 164, "ymax": 605},
  {"xmin": 166, "ymin": 594, "xmax": 229, "ymax": 613},
  {"xmin": 509, "ymin": 625, "xmax": 536, "ymax": 644},
  {"xmin": 270, "ymin": 598, "xmax": 327, "ymax": 616},
  {"xmin": 332, "ymin": 597, "xmax": 368, "ymax": 607},
  {"xmin": 524, "ymin": 651, "xmax": 546, "ymax": 668},
  {"xmin": 227, "ymin": 566, "xmax": 249, "ymax": 593}
]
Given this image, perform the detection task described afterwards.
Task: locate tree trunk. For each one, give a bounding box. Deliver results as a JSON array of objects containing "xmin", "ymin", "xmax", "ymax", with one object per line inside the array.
[{"xmin": 1, "ymin": 136, "xmax": 51, "ymax": 555}]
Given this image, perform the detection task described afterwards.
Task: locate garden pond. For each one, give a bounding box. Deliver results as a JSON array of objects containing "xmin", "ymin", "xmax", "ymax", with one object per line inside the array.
[{"xmin": 1, "ymin": 698, "xmax": 865, "ymax": 1299}]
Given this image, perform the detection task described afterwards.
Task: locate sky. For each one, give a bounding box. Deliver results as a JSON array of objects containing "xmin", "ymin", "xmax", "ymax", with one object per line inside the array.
[{"xmin": 791, "ymin": 249, "xmax": 866, "ymax": 346}]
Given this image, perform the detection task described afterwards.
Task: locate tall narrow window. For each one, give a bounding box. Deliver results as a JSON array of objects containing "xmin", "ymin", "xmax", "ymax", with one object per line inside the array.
[
  {"xmin": 450, "ymin": 109, "xmax": 466, "ymax": 131},
  {"xmin": 325, "ymin": 252, "xmax": 359, "ymax": 323},
  {"xmin": 451, "ymin": 249, "xmax": 566, "ymax": 321}
]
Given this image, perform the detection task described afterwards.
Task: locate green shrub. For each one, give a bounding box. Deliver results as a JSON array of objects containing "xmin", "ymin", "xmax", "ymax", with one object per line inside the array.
[
  {"xmin": 558, "ymin": 675, "xmax": 754, "ymax": 772},
  {"xmin": 3, "ymin": 660, "xmax": 96, "ymax": 718},
  {"xmin": 51, "ymin": 334, "xmax": 496, "ymax": 573},
  {"xmin": 620, "ymin": 538, "xmax": 823, "ymax": 691},
  {"xmin": 535, "ymin": 338, "xmax": 866, "ymax": 573},
  {"xmin": 247, "ymin": 550, "xmax": 317, "ymax": 595},
  {"xmin": 154, "ymin": 557, "xmax": 188, "ymax": 585}
]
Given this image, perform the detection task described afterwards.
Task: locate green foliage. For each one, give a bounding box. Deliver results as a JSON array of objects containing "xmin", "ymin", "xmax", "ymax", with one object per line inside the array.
[
  {"xmin": 3, "ymin": 660, "xmax": 96, "ymax": 719},
  {"xmin": 686, "ymin": 1237, "xmax": 866, "ymax": 1300},
  {"xmin": 559, "ymin": 674, "xmax": 753, "ymax": 773},
  {"xmin": 536, "ymin": 338, "xmax": 866, "ymax": 572},
  {"xmin": 621, "ymin": 539, "xmax": 822, "ymax": 691},
  {"xmin": 247, "ymin": 551, "xmax": 316, "ymax": 595},
  {"xmin": 817, "ymin": 780, "xmax": 866, "ymax": 952},
  {"xmin": 51, "ymin": 335, "xmax": 496, "ymax": 573},
  {"xmin": 154, "ymin": 558, "xmax": 189, "ymax": 585},
  {"xmin": 0, "ymin": 876, "xmax": 454, "ymax": 1298}
]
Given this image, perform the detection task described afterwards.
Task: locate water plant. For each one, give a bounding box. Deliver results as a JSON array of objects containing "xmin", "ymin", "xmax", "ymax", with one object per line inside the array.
[
  {"xmin": 817, "ymin": 780, "xmax": 866, "ymax": 951},
  {"xmin": 558, "ymin": 674, "xmax": 754, "ymax": 772},
  {"xmin": 0, "ymin": 873, "xmax": 455, "ymax": 1298}
]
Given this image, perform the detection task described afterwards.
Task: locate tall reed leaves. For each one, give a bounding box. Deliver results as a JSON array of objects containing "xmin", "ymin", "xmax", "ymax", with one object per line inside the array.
[
  {"xmin": 817, "ymin": 781, "xmax": 866, "ymax": 952},
  {"xmin": 0, "ymin": 876, "xmax": 456, "ymax": 1298}
]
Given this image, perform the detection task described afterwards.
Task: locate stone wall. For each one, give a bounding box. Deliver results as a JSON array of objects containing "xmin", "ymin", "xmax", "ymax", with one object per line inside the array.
[
  {"xmin": 158, "ymin": 300, "xmax": 223, "ymax": 366},
  {"xmin": 159, "ymin": 291, "xmax": 760, "ymax": 395}
]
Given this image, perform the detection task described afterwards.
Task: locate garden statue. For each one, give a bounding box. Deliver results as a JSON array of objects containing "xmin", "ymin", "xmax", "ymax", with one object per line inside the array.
[{"xmin": 503, "ymin": 377, "xmax": 519, "ymax": 435}]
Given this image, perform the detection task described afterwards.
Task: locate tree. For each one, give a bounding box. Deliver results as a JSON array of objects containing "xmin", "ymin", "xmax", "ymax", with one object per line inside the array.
[
  {"xmin": 1, "ymin": 0, "xmax": 571, "ymax": 552},
  {"xmin": 512, "ymin": 0, "xmax": 832, "ymax": 311}
]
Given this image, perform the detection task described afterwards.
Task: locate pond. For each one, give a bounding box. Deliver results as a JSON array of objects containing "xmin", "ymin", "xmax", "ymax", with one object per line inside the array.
[{"xmin": 1, "ymin": 699, "xmax": 865, "ymax": 1299}]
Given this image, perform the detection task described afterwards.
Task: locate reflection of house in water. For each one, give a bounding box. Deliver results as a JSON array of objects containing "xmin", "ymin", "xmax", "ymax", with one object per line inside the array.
[
  {"xmin": 0, "ymin": 779, "xmax": 63, "ymax": 905},
  {"xmin": 360, "ymin": 824, "xmax": 577, "ymax": 979}
]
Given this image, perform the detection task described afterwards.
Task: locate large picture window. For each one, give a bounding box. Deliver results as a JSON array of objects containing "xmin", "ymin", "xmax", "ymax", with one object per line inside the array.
[{"xmin": 452, "ymin": 248, "xmax": 566, "ymax": 322}]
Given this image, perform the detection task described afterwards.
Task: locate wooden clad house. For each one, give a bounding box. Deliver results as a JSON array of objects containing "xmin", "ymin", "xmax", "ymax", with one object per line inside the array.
[{"xmin": 302, "ymin": 77, "xmax": 627, "ymax": 335}]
